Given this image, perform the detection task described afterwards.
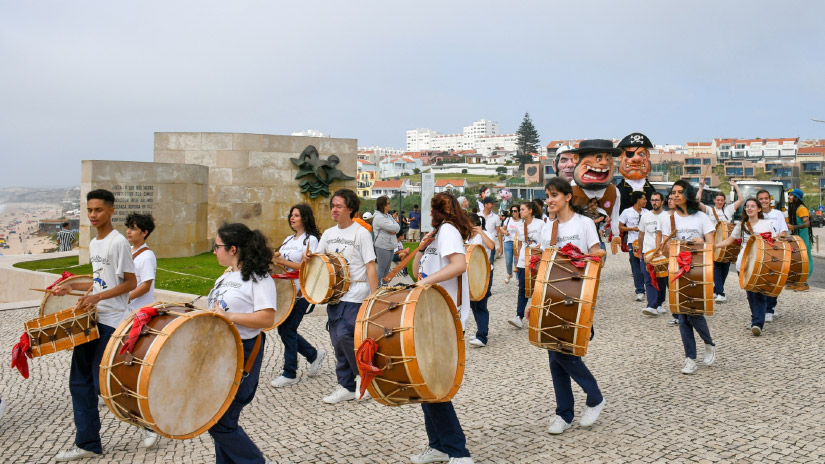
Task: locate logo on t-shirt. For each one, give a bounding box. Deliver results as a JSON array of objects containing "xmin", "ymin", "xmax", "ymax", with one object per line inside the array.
[
  {"xmin": 557, "ymin": 234, "xmax": 581, "ymax": 245},
  {"xmin": 93, "ymin": 276, "xmax": 108, "ymax": 290}
]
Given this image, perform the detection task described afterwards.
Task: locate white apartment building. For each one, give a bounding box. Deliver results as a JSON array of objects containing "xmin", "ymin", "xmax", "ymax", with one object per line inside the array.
[
  {"xmin": 474, "ymin": 134, "xmax": 519, "ymax": 155},
  {"xmin": 714, "ymin": 138, "xmax": 798, "ymax": 160},
  {"xmin": 406, "ymin": 128, "xmax": 441, "ymax": 151},
  {"xmin": 358, "ymin": 146, "xmax": 403, "ymax": 164},
  {"xmin": 463, "ymin": 119, "xmax": 499, "ymax": 149},
  {"xmin": 291, "ymin": 129, "xmax": 328, "ymax": 137},
  {"xmin": 431, "ymin": 134, "xmax": 464, "ymax": 152}
]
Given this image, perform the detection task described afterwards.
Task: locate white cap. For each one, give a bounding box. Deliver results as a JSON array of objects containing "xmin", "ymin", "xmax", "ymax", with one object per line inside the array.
[{"xmin": 362, "ymin": 212, "xmax": 373, "ymax": 220}]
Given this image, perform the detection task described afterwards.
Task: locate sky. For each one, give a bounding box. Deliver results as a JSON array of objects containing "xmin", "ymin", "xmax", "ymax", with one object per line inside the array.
[{"xmin": 2, "ymin": 1, "xmax": 824, "ymax": 188}]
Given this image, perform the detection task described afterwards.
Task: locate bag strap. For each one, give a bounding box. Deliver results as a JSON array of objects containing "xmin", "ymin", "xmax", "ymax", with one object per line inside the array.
[{"xmin": 243, "ymin": 333, "xmax": 262, "ymax": 377}]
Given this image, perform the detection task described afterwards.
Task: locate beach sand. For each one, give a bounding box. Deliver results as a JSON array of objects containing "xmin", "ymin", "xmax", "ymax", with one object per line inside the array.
[{"xmin": 0, "ymin": 203, "xmax": 67, "ymax": 256}]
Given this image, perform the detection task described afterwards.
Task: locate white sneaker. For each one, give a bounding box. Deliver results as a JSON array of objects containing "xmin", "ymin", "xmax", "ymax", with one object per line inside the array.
[
  {"xmin": 751, "ymin": 326, "xmax": 762, "ymax": 336},
  {"xmin": 547, "ymin": 415, "xmax": 572, "ymax": 435},
  {"xmin": 771, "ymin": 310, "xmax": 779, "ymax": 319},
  {"xmin": 469, "ymin": 338, "xmax": 486, "ymax": 348},
  {"xmin": 0, "ymin": 398, "xmax": 7, "ymax": 421},
  {"xmin": 716, "ymin": 294, "xmax": 727, "ymax": 303},
  {"xmin": 642, "ymin": 307, "xmax": 657, "ymax": 317},
  {"xmin": 448, "ymin": 458, "xmax": 475, "ymax": 464},
  {"xmin": 656, "ymin": 305, "xmax": 668, "ymax": 314},
  {"xmin": 667, "ymin": 318, "xmax": 679, "ymax": 326},
  {"xmin": 307, "ymin": 349, "xmax": 326, "ymax": 377},
  {"xmin": 141, "ymin": 429, "xmax": 159, "ymax": 449},
  {"xmin": 323, "ymin": 385, "xmax": 355, "ymax": 404},
  {"xmin": 409, "ymin": 445, "xmax": 449, "ymax": 464},
  {"xmin": 55, "ymin": 446, "xmax": 98, "ymax": 461},
  {"xmin": 681, "ymin": 358, "xmax": 698, "ymax": 375},
  {"xmin": 508, "ymin": 316, "xmax": 523, "ymax": 329},
  {"xmin": 271, "ymin": 375, "xmax": 300, "ymax": 388},
  {"xmin": 579, "ymin": 398, "xmax": 606, "ymax": 427},
  {"xmin": 702, "ymin": 344, "xmax": 716, "ymax": 366},
  {"xmin": 635, "ymin": 293, "xmax": 644, "ymax": 302},
  {"xmin": 765, "ymin": 313, "xmax": 774, "ymax": 323},
  {"xmin": 355, "ymin": 376, "xmax": 371, "ymax": 401}
]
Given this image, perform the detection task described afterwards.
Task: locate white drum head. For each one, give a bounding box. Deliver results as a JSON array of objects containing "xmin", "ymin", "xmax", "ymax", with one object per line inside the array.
[
  {"xmin": 466, "ymin": 246, "xmax": 490, "ymax": 300},
  {"xmin": 302, "ymin": 256, "xmax": 330, "ymax": 303},
  {"xmin": 271, "ymin": 264, "xmax": 295, "ymax": 326},
  {"xmin": 413, "ymin": 287, "xmax": 458, "ymax": 399},
  {"xmin": 743, "ymin": 239, "xmax": 758, "ymax": 280},
  {"xmin": 147, "ymin": 314, "xmax": 241, "ymax": 437},
  {"xmin": 40, "ymin": 275, "xmax": 94, "ymax": 316}
]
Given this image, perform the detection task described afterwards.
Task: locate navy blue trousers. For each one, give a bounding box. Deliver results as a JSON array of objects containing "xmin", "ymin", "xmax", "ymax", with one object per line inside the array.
[
  {"xmin": 746, "ymin": 291, "xmax": 768, "ymax": 329},
  {"xmin": 327, "ymin": 301, "xmax": 360, "ymax": 391},
  {"xmin": 277, "ymin": 298, "xmax": 318, "ymax": 379},
  {"xmin": 421, "ymin": 401, "xmax": 470, "ymax": 458},
  {"xmin": 516, "ymin": 267, "xmax": 527, "ymax": 318},
  {"xmin": 714, "ymin": 261, "xmax": 731, "ymax": 296},
  {"xmin": 678, "ymin": 315, "xmax": 714, "ymax": 359},
  {"xmin": 470, "ymin": 270, "xmax": 492, "ymax": 344},
  {"xmin": 548, "ymin": 351, "xmax": 603, "ymax": 424},
  {"xmin": 70, "ymin": 323, "xmax": 115, "ymax": 454}
]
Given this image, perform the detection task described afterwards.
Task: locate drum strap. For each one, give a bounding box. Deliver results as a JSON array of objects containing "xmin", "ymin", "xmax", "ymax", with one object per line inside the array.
[
  {"xmin": 132, "ymin": 246, "xmax": 150, "ymax": 260},
  {"xmin": 550, "ymin": 220, "xmax": 559, "ymax": 246},
  {"xmin": 670, "ymin": 213, "xmax": 676, "ymax": 234},
  {"xmin": 745, "ymin": 221, "xmax": 754, "ymax": 235},
  {"xmin": 244, "ymin": 334, "xmax": 262, "ymax": 378},
  {"xmin": 457, "ymin": 274, "xmax": 463, "ymax": 307},
  {"xmin": 712, "ymin": 208, "xmax": 719, "ymax": 222}
]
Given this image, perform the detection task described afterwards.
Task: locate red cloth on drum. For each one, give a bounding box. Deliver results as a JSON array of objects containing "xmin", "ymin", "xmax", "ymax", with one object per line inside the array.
[
  {"xmin": 355, "ymin": 338, "xmax": 383, "ymax": 399},
  {"xmin": 646, "ymin": 264, "xmax": 660, "ymax": 291},
  {"xmin": 11, "ymin": 333, "xmax": 32, "ymax": 379},
  {"xmin": 271, "ymin": 270, "xmax": 299, "ymax": 280},
  {"xmin": 120, "ymin": 306, "xmax": 159, "ymax": 355},
  {"xmin": 734, "ymin": 239, "xmax": 742, "ymax": 245},
  {"xmin": 528, "ymin": 254, "xmax": 541, "ymax": 271},
  {"xmin": 46, "ymin": 271, "xmax": 76, "ymax": 290},
  {"xmin": 670, "ymin": 251, "xmax": 693, "ymax": 283},
  {"xmin": 558, "ymin": 243, "xmax": 601, "ymax": 269},
  {"xmin": 759, "ymin": 232, "xmax": 774, "ymax": 246}
]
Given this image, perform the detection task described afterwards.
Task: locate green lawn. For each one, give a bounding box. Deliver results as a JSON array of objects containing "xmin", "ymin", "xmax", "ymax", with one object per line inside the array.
[{"xmin": 15, "ymin": 252, "xmax": 225, "ymax": 295}]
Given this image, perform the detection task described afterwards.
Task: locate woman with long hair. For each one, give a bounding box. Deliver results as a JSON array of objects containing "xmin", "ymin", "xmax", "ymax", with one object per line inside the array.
[
  {"xmin": 714, "ymin": 198, "xmax": 774, "ymax": 336},
  {"xmin": 526, "ymin": 176, "xmax": 606, "ymax": 434},
  {"xmin": 409, "ymin": 192, "xmax": 474, "ymax": 464},
  {"xmin": 206, "ymin": 222, "xmax": 277, "ymax": 463},
  {"xmin": 661, "ymin": 180, "xmax": 717, "ymax": 375},
  {"xmin": 270, "ymin": 204, "xmax": 326, "ymax": 388},
  {"xmin": 373, "ymin": 195, "xmax": 401, "ymax": 283},
  {"xmin": 509, "ymin": 201, "xmax": 544, "ymax": 329},
  {"xmin": 467, "ymin": 213, "xmax": 496, "ymax": 348},
  {"xmin": 501, "ymin": 205, "xmax": 521, "ymax": 284}
]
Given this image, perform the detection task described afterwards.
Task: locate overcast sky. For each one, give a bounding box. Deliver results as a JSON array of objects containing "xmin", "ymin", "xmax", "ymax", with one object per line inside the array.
[{"xmin": 2, "ymin": 1, "xmax": 824, "ymax": 188}]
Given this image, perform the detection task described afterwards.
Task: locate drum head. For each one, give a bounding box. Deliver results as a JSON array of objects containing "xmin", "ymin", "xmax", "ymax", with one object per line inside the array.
[
  {"xmin": 147, "ymin": 313, "xmax": 241, "ymax": 437},
  {"xmin": 40, "ymin": 275, "xmax": 94, "ymax": 316},
  {"xmin": 302, "ymin": 256, "xmax": 330, "ymax": 303},
  {"xmin": 413, "ymin": 287, "xmax": 459, "ymax": 399},
  {"xmin": 466, "ymin": 245, "xmax": 490, "ymax": 300},
  {"xmin": 742, "ymin": 239, "xmax": 758, "ymax": 281},
  {"xmin": 268, "ymin": 264, "xmax": 295, "ymax": 330}
]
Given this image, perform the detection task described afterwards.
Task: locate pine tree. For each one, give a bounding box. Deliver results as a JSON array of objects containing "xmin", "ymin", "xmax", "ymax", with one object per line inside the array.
[{"xmin": 516, "ymin": 112, "xmax": 541, "ymax": 166}]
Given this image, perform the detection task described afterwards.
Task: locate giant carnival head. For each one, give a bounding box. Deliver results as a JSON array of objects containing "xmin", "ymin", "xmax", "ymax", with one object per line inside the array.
[
  {"xmin": 571, "ymin": 139, "xmax": 620, "ymax": 191},
  {"xmin": 617, "ymin": 132, "xmax": 653, "ymax": 181}
]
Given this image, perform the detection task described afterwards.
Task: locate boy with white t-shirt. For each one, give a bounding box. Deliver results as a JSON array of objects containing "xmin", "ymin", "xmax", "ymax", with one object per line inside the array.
[
  {"xmin": 310, "ymin": 189, "xmax": 378, "ymax": 405},
  {"xmin": 52, "ymin": 189, "xmax": 136, "ymax": 461},
  {"xmin": 125, "ymin": 213, "xmax": 157, "ymax": 312},
  {"xmin": 637, "ymin": 192, "xmax": 669, "ymax": 316},
  {"xmin": 619, "ymin": 191, "xmax": 648, "ymax": 301}
]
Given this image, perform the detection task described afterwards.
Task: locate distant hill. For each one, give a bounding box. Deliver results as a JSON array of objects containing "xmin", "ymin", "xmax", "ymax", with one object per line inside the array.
[{"xmin": 0, "ymin": 186, "xmax": 80, "ymax": 204}]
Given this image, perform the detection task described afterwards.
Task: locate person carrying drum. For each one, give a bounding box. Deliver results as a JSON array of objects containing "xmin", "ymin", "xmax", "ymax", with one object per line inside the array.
[
  {"xmin": 714, "ymin": 198, "xmax": 775, "ymax": 336},
  {"xmin": 270, "ymin": 204, "xmax": 326, "ymax": 388},
  {"xmin": 618, "ymin": 191, "xmax": 649, "ymax": 302},
  {"xmin": 467, "ymin": 213, "xmax": 495, "ymax": 348},
  {"xmin": 638, "ymin": 192, "xmax": 669, "ymax": 316},
  {"xmin": 500, "ymin": 205, "xmax": 521, "ymax": 284},
  {"xmin": 309, "ymin": 188, "xmax": 378, "ymax": 404},
  {"xmin": 409, "ymin": 192, "xmax": 474, "ymax": 464},
  {"xmin": 696, "ymin": 178, "xmax": 743, "ymax": 304},
  {"xmin": 205, "ymin": 222, "xmax": 277, "ymax": 463},
  {"xmin": 660, "ymin": 180, "xmax": 717, "ymax": 375},
  {"xmin": 757, "ymin": 189, "xmax": 789, "ymax": 322},
  {"xmin": 526, "ymin": 177, "xmax": 606, "ymax": 435},
  {"xmin": 52, "ymin": 189, "xmax": 136, "ymax": 461},
  {"xmin": 787, "ymin": 189, "xmax": 813, "ymax": 284},
  {"xmin": 510, "ymin": 201, "xmax": 544, "ymax": 329}
]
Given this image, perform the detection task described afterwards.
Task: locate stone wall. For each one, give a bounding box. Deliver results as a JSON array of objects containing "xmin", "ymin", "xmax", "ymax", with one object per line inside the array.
[
  {"xmin": 153, "ymin": 132, "xmax": 357, "ymax": 244},
  {"xmin": 79, "ymin": 160, "xmax": 209, "ymax": 263}
]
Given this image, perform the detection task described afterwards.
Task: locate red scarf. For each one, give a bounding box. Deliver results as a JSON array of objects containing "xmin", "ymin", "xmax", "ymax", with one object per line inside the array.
[
  {"xmin": 47, "ymin": 271, "xmax": 76, "ymax": 290},
  {"xmin": 646, "ymin": 264, "xmax": 660, "ymax": 291},
  {"xmin": 759, "ymin": 232, "xmax": 774, "ymax": 246},
  {"xmin": 120, "ymin": 306, "xmax": 159, "ymax": 355},
  {"xmin": 355, "ymin": 338, "xmax": 382, "ymax": 399},
  {"xmin": 558, "ymin": 242, "xmax": 601, "ymax": 269},
  {"xmin": 11, "ymin": 333, "xmax": 32, "ymax": 379},
  {"xmin": 272, "ymin": 270, "xmax": 300, "ymax": 279},
  {"xmin": 670, "ymin": 251, "xmax": 693, "ymax": 283}
]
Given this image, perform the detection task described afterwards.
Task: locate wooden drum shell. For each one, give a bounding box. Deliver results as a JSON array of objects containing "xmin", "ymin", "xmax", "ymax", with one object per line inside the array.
[
  {"xmin": 25, "ymin": 306, "xmax": 99, "ymax": 358},
  {"xmin": 739, "ymin": 236, "xmax": 791, "ymax": 297},
  {"xmin": 713, "ymin": 223, "xmax": 741, "ymax": 263},
  {"xmin": 264, "ymin": 263, "xmax": 296, "ymax": 332},
  {"xmin": 668, "ymin": 241, "xmax": 715, "ymax": 316},
  {"xmin": 299, "ymin": 253, "xmax": 350, "ymax": 305}
]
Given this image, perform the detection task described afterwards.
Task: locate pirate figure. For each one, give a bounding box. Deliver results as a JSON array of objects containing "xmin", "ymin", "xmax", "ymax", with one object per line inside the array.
[
  {"xmin": 570, "ymin": 139, "xmax": 622, "ymax": 237},
  {"xmin": 615, "ymin": 132, "xmax": 657, "ymax": 215}
]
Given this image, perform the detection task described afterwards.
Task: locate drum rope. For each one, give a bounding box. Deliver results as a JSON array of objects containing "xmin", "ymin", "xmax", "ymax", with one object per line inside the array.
[{"xmin": 531, "ymin": 327, "xmax": 587, "ymax": 354}]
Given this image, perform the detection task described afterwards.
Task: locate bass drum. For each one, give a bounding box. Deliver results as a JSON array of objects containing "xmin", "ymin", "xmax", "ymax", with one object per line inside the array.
[
  {"xmin": 668, "ymin": 241, "xmax": 714, "ymax": 316},
  {"xmin": 713, "ymin": 222, "xmax": 740, "ymax": 263},
  {"xmin": 740, "ymin": 235, "xmax": 791, "ymax": 297},
  {"xmin": 300, "ymin": 253, "xmax": 350, "ymax": 304},
  {"xmin": 264, "ymin": 263, "xmax": 296, "ymax": 332}
]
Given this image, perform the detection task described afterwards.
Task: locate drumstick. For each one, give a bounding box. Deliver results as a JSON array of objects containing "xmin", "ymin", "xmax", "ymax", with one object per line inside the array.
[
  {"xmin": 383, "ymin": 229, "xmax": 437, "ymax": 283},
  {"xmin": 30, "ymin": 288, "xmax": 86, "ymax": 297}
]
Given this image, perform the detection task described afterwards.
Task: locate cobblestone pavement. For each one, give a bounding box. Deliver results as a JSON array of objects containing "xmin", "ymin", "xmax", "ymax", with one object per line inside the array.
[{"xmin": 1, "ymin": 253, "xmax": 824, "ymax": 463}]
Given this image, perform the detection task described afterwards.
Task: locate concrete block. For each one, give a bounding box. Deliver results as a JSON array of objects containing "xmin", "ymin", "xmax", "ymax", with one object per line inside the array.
[
  {"xmin": 201, "ymin": 133, "xmax": 233, "ymax": 150},
  {"xmin": 216, "ymin": 150, "xmax": 250, "ymax": 169},
  {"xmin": 154, "ymin": 150, "xmax": 185, "ymax": 164},
  {"xmin": 209, "ymin": 168, "xmax": 233, "ymax": 185},
  {"xmin": 154, "ymin": 132, "xmax": 202, "ymax": 150},
  {"xmin": 232, "ymin": 133, "xmax": 264, "ymax": 151},
  {"xmin": 184, "ymin": 150, "xmax": 217, "ymax": 167}
]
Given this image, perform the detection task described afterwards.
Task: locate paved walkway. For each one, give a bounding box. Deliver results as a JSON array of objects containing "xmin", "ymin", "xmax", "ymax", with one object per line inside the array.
[{"xmin": 1, "ymin": 252, "xmax": 823, "ymax": 463}]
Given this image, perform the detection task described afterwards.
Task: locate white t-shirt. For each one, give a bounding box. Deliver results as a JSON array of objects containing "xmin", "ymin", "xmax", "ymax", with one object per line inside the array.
[
  {"xmin": 89, "ymin": 230, "xmax": 135, "ymax": 328},
  {"xmin": 206, "ymin": 271, "xmax": 276, "ymax": 340},
  {"xmin": 705, "ymin": 204, "xmax": 736, "ymax": 226},
  {"xmin": 539, "ymin": 214, "xmax": 599, "ymax": 252},
  {"xmin": 482, "ymin": 210, "xmax": 501, "ymax": 245},
  {"xmin": 639, "ymin": 210, "xmax": 668, "ymax": 253},
  {"xmin": 515, "ymin": 218, "xmax": 544, "ymax": 268},
  {"xmin": 317, "ymin": 222, "xmax": 376, "ymax": 303},
  {"xmin": 419, "ymin": 223, "xmax": 470, "ymax": 328},
  {"xmin": 730, "ymin": 219, "xmax": 774, "ymax": 272},
  {"xmin": 279, "ymin": 232, "xmax": 319, "ymax": 295},
  {"xmin": 763, "ymin": 209, "xmax": 789, "ymax": 234},
  {"xmin": 129, "ymin": 245, "xmax": 156, "ymax": 311},
  {"xmin": 502, "ymin": 217, "xmax": 521, "ymax": 243},
  {"xmin": 661, "ymin": 211, "xmax": 715, "ymax": 242},
  {"xmin": 466, "ymin": 232, "xmax": 494, "ymax": 270},
  {"xmin": 619, "ymin": 207, "xmax": 648, "ymax": 244}
]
